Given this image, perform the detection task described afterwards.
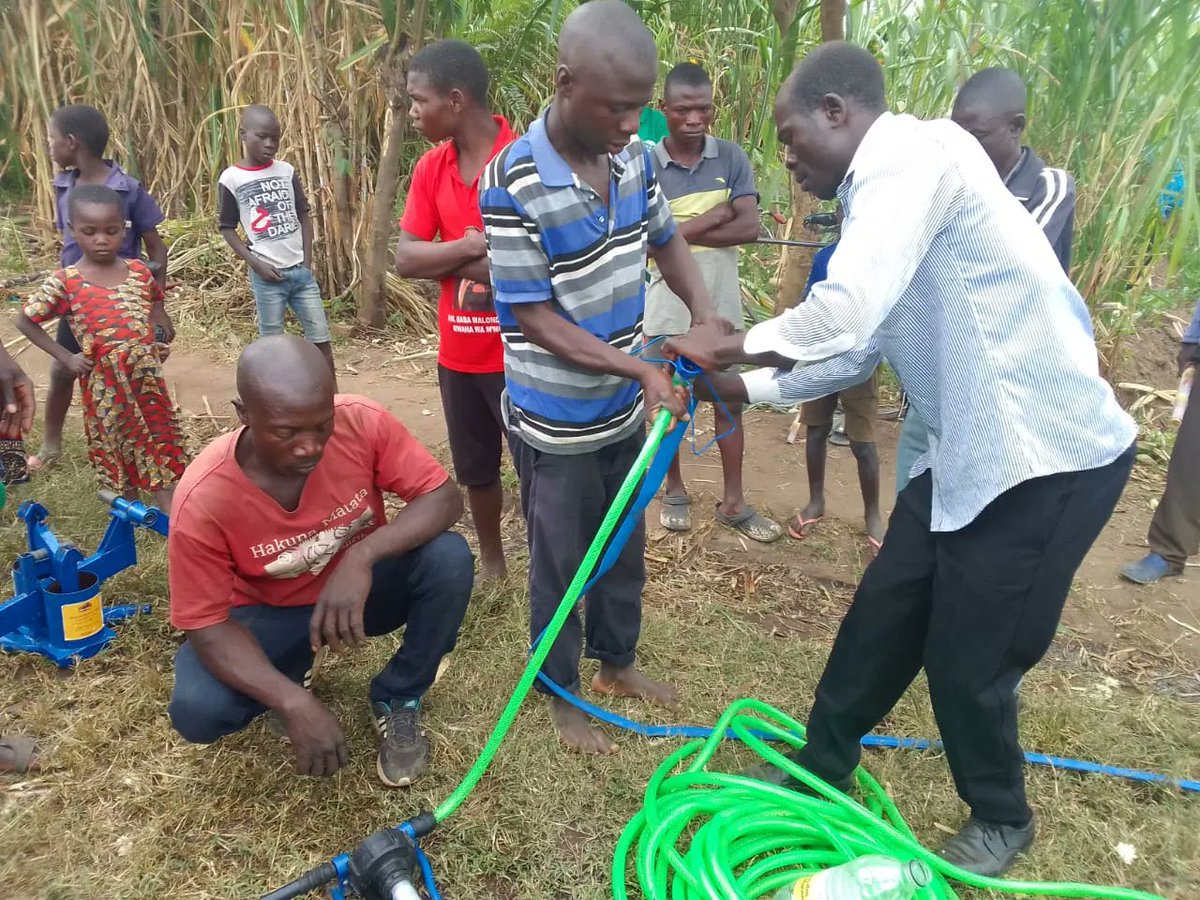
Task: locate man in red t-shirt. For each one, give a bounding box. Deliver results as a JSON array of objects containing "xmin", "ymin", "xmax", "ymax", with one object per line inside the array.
[
  {"xmin": 395, "ymin": 39, "xmax": 514, "ymax": 581},
  {"xmin": 167, "ymin": 336, "xmax": 473, "ymax": 788}
]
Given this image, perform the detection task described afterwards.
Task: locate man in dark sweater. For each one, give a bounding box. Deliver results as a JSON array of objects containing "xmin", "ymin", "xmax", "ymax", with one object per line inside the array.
[{"xmin": 951, "ymin": 67, "xmax": 1076, "ymax": 268}]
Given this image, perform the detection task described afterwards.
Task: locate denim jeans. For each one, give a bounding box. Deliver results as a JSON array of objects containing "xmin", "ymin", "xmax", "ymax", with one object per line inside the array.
[
  {"xmin": 249, "ymin": 264, "xmax": 331, "ymax": 343},
  {"xmin": 168, "ymin": 532, "xmax": 474, "ymax": 744}
]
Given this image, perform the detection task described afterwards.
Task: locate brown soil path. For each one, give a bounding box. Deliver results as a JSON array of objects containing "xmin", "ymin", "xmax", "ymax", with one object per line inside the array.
[{"xmin": 11, "ymin": 332, "xmax": 1199, "ymax": 682}]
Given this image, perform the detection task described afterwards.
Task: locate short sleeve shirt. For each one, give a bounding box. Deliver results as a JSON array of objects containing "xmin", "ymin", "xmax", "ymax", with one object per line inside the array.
[
  {"xmin": 217, "ymin": 159, "xmax": 310, "ymax": 269},
  {"xmin": 479, "ymin": 112, "xmax": 676, "ymax": 455},
  {"xmin": 651, "ymin": 135, "xmax": 757, "ymax": 230},
  {"xmin": 399, "ymin": 116, "xmax": 515, "ymax": 374},
  {"xmin": 168, "ymin": 395, "xmax": 450, "ymax": 630},
  {"xmin": 54, "ymin": 162, "xmax": 165, "ymax": 267},
  {"xmin": 644, "ymin": 135, "xmax": 758, "ymax": 335},
  {"xmin": 803, "ymin": 242, "xmax": 838, "ymax": 296}
]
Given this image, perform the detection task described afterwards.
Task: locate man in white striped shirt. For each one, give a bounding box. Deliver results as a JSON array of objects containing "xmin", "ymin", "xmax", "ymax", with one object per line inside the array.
[
  {"xmin": 896, "ymin": 67, "xmax": 1079, "ymax": 494},
  {"xmin": 666, "ymin": 42, "xmax": 1137, "ymax": 876}
]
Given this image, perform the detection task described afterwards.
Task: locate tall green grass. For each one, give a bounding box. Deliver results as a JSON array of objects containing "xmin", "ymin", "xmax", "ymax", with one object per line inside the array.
[
  {"xmin": 0, "ymin": 0, "xmax": 1196, "ymax": 347},
  {"xmin": 857, "ymin": 0, "xmax": 1200, "ymax": 368}
]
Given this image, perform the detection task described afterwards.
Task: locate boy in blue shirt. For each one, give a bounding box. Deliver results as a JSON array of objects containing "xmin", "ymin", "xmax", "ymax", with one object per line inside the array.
[{"xmin": 790, "ymin": 204, "xmax": 884, "ymax": 554}]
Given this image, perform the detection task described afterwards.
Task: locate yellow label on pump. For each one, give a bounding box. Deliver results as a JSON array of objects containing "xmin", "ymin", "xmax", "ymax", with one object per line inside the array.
[{"xmin": 62, "ymin": 596, "xmax": 104, "ymax": 641}]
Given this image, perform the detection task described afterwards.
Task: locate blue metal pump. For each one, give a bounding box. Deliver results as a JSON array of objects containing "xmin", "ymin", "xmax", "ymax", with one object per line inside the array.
[{"xmin": 0, "ymin": 490, "xmax": 168, "ymax": 667}]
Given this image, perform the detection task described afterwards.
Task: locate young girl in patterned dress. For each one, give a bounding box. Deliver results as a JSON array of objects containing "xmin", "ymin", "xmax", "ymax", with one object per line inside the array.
[{"xmin": 17, "ymin": 185, "xmax": 189, "ymax": 511}]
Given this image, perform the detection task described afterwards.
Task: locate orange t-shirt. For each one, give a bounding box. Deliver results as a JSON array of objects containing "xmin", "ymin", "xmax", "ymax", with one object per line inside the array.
[{"xmin": 168, "ymin": 395, "xmax": 450, "ymax": 630}]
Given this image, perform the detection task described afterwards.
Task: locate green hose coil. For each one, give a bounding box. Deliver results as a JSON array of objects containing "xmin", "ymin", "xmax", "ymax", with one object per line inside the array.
[{"xmin": 612, "ymin": 698, "xmax": 1164, "ymax": 899}]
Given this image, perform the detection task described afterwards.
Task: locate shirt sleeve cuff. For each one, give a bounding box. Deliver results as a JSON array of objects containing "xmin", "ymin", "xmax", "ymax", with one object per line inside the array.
[
  {"xmin": 740, "ymin": 367, "xmax": 786, "ymax": 405},
  {"xmin": 494, "ymin": 288, "xmax": 554, "ymax": 305},
  {"xmin": 169, "ymin": 608, "xmax": 231, "ymax": 631},
  {"xmin": 649, "ymin": 220, "xmax": 677, "ymax": 248}
]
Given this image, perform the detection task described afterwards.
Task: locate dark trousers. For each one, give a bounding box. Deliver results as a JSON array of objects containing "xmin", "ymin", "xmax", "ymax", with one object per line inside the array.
[
  {"xmin": 798, "ymin": 445, "xmax": 1135, "ymax": 826},
  {"xmin": 512, "ymin": 431, "xmax": 646, "ymax": 693},
  {"xmin": 1149, "ymin": 381, "xmax": 1200, "ymax": 566},
  {"xmin": 169, "ymin": 532, "xmax": 474, "ymax": 744}
]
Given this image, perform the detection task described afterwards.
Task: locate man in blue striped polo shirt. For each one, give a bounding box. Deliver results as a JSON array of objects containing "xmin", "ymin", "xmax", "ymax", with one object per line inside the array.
[
  {"xmin": 480, "ymin": 0, "xmax": 723, "ymax": 755},
  {"xmin": 668, "ymin": 43, "xmax": 1137, "ymax": 876}
]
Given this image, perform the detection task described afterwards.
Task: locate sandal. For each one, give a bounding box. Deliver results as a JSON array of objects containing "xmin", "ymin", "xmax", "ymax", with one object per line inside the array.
[
  {"xmin": 0, "ymin": 735, "xmax": 41, "ymax": 774},
  {"xmin": 715, "ymin": 504, "xmax": 784, "ymax": 543},
  {"xmin": 867, "ymin": 535, "xmax": 883, "ymax": 559},
  {"xmin": 659, "ymin": 494, "xmax": 692, "ymax": 532},
  {"xmin": 786, "ymin": 514, "xmax": 824, "ymax": 540}
]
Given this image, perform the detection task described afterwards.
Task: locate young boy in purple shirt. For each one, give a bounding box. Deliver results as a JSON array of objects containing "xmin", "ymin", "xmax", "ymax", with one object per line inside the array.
[{"xmin": 30, "ymin": 104, "xmax": 171, "ymax": 473}]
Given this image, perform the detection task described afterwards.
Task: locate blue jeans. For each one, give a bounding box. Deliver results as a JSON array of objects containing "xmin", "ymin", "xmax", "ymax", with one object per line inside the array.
[
  {"xmin": 249, "ymin": 264, "xmax": 331, "ymax": 343},
  {"xmin": 168, "ymin": 532, "xmax": 474, "ymax": 744},
  {"xmin": 895, "ymin": 408, "xmax": 932, "ymax": 496}
]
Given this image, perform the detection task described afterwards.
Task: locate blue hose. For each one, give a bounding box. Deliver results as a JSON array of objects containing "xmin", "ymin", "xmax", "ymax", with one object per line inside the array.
[
  {"xmin": 536, "ymin": 668, "xmax": 1200, "ymax": 793},
  {"xmin": 415, "ymin": 845, "xmax": 441, "ymax": 900},
  {"xmin": 400, "ymin": 823, "xmax": 443, "ymax": 899}
]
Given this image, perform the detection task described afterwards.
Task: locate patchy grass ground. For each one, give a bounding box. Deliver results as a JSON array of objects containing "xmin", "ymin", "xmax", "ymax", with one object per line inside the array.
[{"xmin": 1, "ymin": 436, "xmax": 1197, "ymax": 900}]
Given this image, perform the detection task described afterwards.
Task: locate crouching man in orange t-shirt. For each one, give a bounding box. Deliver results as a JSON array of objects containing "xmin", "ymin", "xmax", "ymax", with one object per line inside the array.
[{"xmin": 166, "ymin": 335, "xmax": 473, "ymax": 787}]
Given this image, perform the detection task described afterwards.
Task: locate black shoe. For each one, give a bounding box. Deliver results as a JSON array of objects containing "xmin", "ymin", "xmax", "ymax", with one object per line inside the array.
[
  {"xmin": 372, "ymin": 699, "xmax": 430, "ymax": 788},
  {"xmin": 741, "ymin": 749, "xmax": 854, "ymax": 795},
  {"xmin": 936, "ymin": 816, "xmax": 1036, "ymax": 877}
]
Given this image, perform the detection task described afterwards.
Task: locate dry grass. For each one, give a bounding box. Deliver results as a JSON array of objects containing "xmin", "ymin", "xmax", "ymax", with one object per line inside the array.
[{"xmin": 0, "ymin": 440, "xmax": 1197, "ymax": 899}]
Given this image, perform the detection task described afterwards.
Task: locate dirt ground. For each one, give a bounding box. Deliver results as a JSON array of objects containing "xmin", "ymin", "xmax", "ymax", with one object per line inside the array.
[{"xmin": 10, "ymin": 323, "xmax": 1198, "ymax": 683}]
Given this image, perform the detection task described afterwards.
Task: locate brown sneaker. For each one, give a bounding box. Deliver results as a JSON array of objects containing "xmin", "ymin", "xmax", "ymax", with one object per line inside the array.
[{"xmin": 372, "ymin": 699, "xmax": 430, "ymax": 788}]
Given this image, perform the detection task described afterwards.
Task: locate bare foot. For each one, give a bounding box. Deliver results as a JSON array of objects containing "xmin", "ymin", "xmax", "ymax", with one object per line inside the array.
[
  {"xmin": 480, "ymin": 555, "xmax": 507, "ymax": 581},
  {"xmin": 592, "ymin": 663, "xmax": 679, "ymax": 709},
  {"xmin": 27, "ymin": 443, "xmax": 63, "ymax": 472},
  {"xmin": 550, "ymin": 696, "xmax": 618, "ymax": 754}
]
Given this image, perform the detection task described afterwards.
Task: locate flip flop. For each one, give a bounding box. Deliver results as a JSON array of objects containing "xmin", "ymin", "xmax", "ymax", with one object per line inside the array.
[
  {"xmin": 867, "ymin": 536, "xmax": 883, "ymax": 558},
  {"xmin": 659, "ymin": 494, "xmax": 692, "ymax": 532},
  {"xmin": 714, "ymin": 504, "xmax": 784, "ymax": 543},
  {"xmin": 786, "ymin": 514, "xmax": 824, "ymax": 541},
  {"xmin": 0, "ymin": 735, "xmax": 41, "ymax": 774}
]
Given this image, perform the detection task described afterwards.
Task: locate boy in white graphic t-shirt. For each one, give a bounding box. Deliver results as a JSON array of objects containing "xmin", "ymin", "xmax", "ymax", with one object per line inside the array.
[{"xmin": 218, "ymin": 104, "xmax": 335, "ymax": 375}]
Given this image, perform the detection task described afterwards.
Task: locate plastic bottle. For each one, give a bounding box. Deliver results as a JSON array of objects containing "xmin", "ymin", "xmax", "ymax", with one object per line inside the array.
[
  {"xmin": 771, "ymin": 855, "xmax": 933, "ymax": 900},
  {"xmin": 1172, "ymin": 364, "xmax": 1194, "ymax": 424}
]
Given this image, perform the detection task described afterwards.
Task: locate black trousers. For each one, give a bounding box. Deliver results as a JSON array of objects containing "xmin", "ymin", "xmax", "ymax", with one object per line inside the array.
[
  {"xmin": 512, "ymin": 431, "xmax": 646, "ymax": 693},
  {"xmin": 798, "ymin": 445, "xmax": 1135, "ymax": 825}
]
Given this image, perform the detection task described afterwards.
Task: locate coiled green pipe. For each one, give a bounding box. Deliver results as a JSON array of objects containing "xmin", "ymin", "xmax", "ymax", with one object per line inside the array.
[{"xmin": 612, "ymin": 698, "xmax": 1165, "ymax": 900}]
